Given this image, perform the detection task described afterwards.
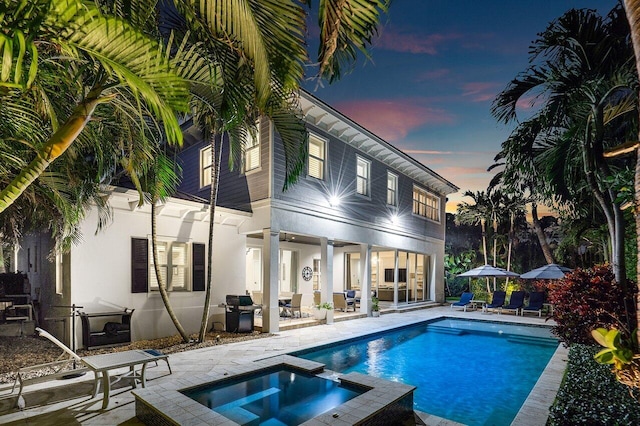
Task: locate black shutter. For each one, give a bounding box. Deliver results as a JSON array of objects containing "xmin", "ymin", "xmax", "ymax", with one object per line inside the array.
[
  {"xmin": 131, "ymin": 238, "xmax": 149, "ymax": 293},
  {"xmin": 193, "ymin": 243, "xmax": 205, "ymax": 291}
]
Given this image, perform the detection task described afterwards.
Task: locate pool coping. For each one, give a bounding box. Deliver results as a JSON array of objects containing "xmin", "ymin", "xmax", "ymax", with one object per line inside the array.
[{"xmin": 133, "ymin": 354, "xmax": 416, "ymax": 425}]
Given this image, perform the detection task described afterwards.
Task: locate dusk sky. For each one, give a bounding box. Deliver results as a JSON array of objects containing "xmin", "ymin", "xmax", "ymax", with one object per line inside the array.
[{"xmin": 303, "ymin": 0, "xmax": 618, "ymax": 213}]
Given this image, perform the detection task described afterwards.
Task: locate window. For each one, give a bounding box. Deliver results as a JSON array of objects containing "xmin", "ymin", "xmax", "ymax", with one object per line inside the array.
[
  {"xmin": 149, "ymin": 241, "xmax": 189, "ymax": 291},
  {"xmin": 200, "ymin": 146, "xmax": 212, "ymax": 187},
  {"xmin": 244, "ymin": 123, "xmax": 260, "ymax": 172},
  {"xmin": 412, "ymin": 186, "xmax": 440, "ymax": 222},
  {"xmin": 387, "ymin": 172, "xmax": 398, "ymax": 206},
  {"xmin": 132, "ymin": 239, "xmax": 205, "ymax": 293},
  {"xmin": 308, "ymin": 134, "xmax": 325, "ymax": 180},
  {"xmin": 356, "ymin": 156, "xmax": 370, "ymax": 196}
]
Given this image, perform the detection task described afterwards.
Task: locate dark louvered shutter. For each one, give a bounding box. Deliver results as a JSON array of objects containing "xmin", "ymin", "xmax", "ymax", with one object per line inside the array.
[
  {"xmin": 131, "ymin": 238, "xmax": 149, "ymax": 293},
  {"xmin": 193, "ymin": 243, "xmax": 205, "ymax": 291}
]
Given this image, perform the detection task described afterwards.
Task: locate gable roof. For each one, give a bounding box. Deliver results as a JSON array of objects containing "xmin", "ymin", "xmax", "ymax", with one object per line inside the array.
[{"xmin": 300, "ymin": 90, "xmax": 459, "ymax": 196}]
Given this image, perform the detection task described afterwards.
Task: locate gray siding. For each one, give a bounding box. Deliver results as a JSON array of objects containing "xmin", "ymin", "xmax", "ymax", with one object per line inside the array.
[
  {"xmin": 272, "ymin": 122, "xmax": 446, "ymax": 241},
  {"xmin": 175, "ymin": 121, "xmax": 271, "ymax": 211}
]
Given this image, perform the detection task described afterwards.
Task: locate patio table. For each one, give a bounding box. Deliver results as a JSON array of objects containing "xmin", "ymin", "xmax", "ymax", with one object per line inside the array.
[{"xmin": 81, "ymin": 349, "xmax": 158, "ymax": 409}]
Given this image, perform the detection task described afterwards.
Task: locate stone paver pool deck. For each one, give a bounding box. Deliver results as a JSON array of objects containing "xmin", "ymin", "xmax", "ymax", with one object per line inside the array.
[{"xmin": 0, "ymin": 306, "xmax": 565, "ymax": 425}]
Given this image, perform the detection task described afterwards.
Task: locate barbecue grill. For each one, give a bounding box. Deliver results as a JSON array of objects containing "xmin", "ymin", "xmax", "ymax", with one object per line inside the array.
[{"xmin": 224, "ymin": 295, "xmax": 259, "ymax": 332}]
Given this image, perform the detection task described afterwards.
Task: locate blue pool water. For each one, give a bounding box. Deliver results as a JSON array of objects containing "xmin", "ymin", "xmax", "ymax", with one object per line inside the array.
[
  {"xmin": 294, "ymin": 318, "xmax": 559, "ymax": 426},
  {"xmin": 181, "ymin": 367, "xmax": 363, "ymax": 425}
]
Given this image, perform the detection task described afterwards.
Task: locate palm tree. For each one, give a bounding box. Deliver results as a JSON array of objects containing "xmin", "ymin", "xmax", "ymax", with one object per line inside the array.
[
  {"xmin": 456, "ymin": 190, "xmax": 493, "ymax": 292},
  {"xmin": 161, "ymin": 0, "xmax": 391, "ymax": 340},
  {"xmin": 620, "ymin": 0, "xmax": 640, "ymax": 344},
  {"xmin": 0, "ymin": 0, "xmax": 190, "ymax": 214},
  {"xmin": 456, "ymin": 190, "xmax": 491, "ymax": 265},
  {"xmin": 492, "ymin": 5, "xmax": 637, "ymax": 283}
]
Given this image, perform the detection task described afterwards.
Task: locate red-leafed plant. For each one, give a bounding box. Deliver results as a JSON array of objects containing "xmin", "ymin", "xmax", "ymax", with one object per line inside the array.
[{"xmin": 548, "ymin": 264, "xmax": 637, "ymax": 345}]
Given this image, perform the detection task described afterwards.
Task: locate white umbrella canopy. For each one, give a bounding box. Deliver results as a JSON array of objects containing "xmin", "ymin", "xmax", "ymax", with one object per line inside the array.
[
  {"xmin": 457, "ymin": 264, "xmax": 520, "ymax": 278},
  {"xmin": 520, "ymin": 263, "xmax": 572, "ymax": 280}
]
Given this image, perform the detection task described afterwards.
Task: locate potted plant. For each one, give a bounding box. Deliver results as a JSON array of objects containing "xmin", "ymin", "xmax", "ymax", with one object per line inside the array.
[
  {"xmin": 314, "ymin": 302, "xmax": 332, "ymax": 320},
  {"xmin": 371, "ymin": 296, "xmax": 380, "ymax": 317}
]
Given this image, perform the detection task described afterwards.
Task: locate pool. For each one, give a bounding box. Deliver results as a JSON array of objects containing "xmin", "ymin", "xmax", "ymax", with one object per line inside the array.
[
  {"xmin": 181, "ymin": 367, "xmax": 363, "ymax": 425},
  {"xmin": 294, "ymin": 317, "xmax": 559, "ymax": 425}
]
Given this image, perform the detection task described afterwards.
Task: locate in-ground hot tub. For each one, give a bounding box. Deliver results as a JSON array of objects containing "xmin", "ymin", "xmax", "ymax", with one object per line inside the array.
[
  {"xmin": 134, "ymin": 355, "xmax": 415, "ymax": 425},
  {"xmin": 181, "ymin": 366, "xmax": 363, "ymax": 424}
]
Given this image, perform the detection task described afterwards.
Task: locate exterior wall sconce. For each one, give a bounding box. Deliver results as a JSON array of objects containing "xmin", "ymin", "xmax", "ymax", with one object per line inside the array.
[{"xmin": 329, "ymin": 195, "xmax": 341, "ymax": 207}]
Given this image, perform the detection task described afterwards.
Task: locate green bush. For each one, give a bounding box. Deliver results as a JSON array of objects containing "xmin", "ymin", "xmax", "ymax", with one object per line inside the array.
[
  {"xmin": 548, "ymin": 344, "xmax": 640, "ymax": 424},
  {"xmin": 547, "ymin": 264, "xmax": 636, "ymax": 345}
]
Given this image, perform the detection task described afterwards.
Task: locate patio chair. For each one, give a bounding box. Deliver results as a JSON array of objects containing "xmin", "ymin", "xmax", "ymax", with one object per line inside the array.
[
  {"xmin": 345, "ymin": 290, "xmax": 356, "ymax": 307},
  {"xmin": 485, "ymin": 291, "xmax": 506, "ymax": 314},
  {"xmin": 450, "ymin": 292, "xmax": 474, "ymax": 312},
  {"xmin": 29, "ymin": 328, "xmax": 171, "ymax": 408},
  {"xmin": 521, "ymin": 291, "xmax": 545, "ymax": 317},
  {"xmin": 502, "ymin": 291, "xmax": 525, "ymax": 315},
  {"xmin": 333, "ymin": 292, "xmax": 355, "ymax": 312},
  {"xmin": 11, "ymin": 328, "xmax": 87, "ymax": 408},
  {"xmin": 283, "ymin": 293, "xmax": 303, "ymax": 318}
]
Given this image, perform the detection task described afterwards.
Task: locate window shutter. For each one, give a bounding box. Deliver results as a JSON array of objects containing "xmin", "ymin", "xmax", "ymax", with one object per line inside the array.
[
  {"xmin": 131, "ymin": 238, "xmax": 149, "ymax": 293},
  {"xmin": 193, "ymin": 243, "xmax": 205, "ymax": 291}
]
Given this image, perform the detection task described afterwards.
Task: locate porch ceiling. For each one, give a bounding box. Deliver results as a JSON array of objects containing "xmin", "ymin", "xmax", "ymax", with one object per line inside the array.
[{"xmin": 247, "ymin": 232, "xmax": 355, "ymax": 248}]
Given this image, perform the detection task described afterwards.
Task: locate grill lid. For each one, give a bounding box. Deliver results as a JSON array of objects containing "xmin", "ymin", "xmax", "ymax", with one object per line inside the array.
[{"xmin": 226, "ymin": 295, "xmax": 254, "ymax": 306}]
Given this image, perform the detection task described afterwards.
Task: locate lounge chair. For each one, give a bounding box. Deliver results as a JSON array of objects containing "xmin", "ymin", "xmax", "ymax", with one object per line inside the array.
[
  {"xmin": 333, "ymin": 292, "xmax": 355, "ymax": 312},
  {"xmin": 501, "ymin": 291, "xmax": 525, "ymax": 315},
  {"xmin": 521, "ymin": 291, "xmax": 545, "ymax": 317},
  {"xmin": 485, "ymin": 291, "xmax": 506, "ymax": 314},
  {"xmin": 31, "ymin": 327, "xmax": 171, "ymax": 409},
  {"xmin": 283, "ymin": 293, "xmax": 303, "ymax": 318},
  {"xmin": 450, "ymin": 292, "xmax": 474, "ymax": 312},
  {"xmin": 10, "ymin": 329, "xmax": 88, "ymax": 408}
]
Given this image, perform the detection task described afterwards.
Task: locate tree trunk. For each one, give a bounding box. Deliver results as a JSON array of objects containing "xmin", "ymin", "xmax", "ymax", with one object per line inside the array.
[
  {"xmin": 531, "ymin": 203, "xmax": 555, "ymax": 264},
  {"xmin": 622, "ymin": 0, "xmax": 640, "ymax": 346},
  {"xmin": 198, "ymin": 134, "xmax": 223, "ymax": 342},
  {"xmin": 505, "ymin": 212, "xmax": 514, "ymax": 289},
  {"xmin": 0, "ymin": 242, "xmax": 5, "ymax": 273},
  {"xmin": 0, "ymin": 88, "xmax": 114, "ymax": 213},
  {"xmin": 151, "ymin": 202, "xmax": 190, "ymax": 342},
  {"xmin": 480, "ymin": 218, "xmax": 490, "ymax": 292}
]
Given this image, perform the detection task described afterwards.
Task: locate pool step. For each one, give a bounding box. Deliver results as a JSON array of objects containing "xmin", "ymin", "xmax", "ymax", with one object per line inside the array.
[
  {"xmin": 425, "ymin": 326, "xmax": 466, "ymax": 335},
  {"xmin": 506, "ymin": 335, "xmax": 558, "ymax": 347}
]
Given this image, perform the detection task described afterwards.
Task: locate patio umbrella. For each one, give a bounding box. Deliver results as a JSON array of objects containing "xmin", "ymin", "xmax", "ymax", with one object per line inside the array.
[
  {"xmin": 457, "ymin": 264, "xmax": 520, "ymax": 278},
  {"xmin": 457, "ymin": 265, "xmax": 519, "ymax": 293},
  {"xmin": 520, "ymin": 264, "xmax": 572, "ymax": 280}
]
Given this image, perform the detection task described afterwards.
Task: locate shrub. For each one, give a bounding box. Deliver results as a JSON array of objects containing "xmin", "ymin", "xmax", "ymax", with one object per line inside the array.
[
  {"xmin": 547, "ymin": 264, "xmax": 636, "ymax": 345},
  {"xmin": 548, "ymin": 344, "xmax": 640, "ymax": 424}
]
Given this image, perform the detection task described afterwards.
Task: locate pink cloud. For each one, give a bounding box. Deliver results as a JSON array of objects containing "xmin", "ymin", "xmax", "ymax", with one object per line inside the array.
[
  {"xmin": 461, "ymin": 82, "xmax": 501, "ymax": 102},
  {"xmin": 334, "ymin": 99, "xmax": 455, "ymax": 142},
  {"xmin": 375, "ymin": 30, "xmax": 463, "ymax": 55}
]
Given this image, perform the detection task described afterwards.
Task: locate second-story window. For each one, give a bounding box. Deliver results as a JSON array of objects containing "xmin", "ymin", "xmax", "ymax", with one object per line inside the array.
[
  {"xmin": 413, "ymin": 185, "xmax": 440, "ymax": 222},
  {"xmin": 387, "ymin": 172, "xmax": 398, "ymax": 206},
  {"xmin": 308, "ymin": 134, "xmax": 326, "ymax": 180},
  {"xmin": 200, "ymin": 146, "xmax": 212, "ymax": 187},
  {"xmin": 356, "ymin": 156, "xmax": 370, "ymax": 196},
  {"xmin": 244, "ymin": 122, "xmax": 260, "ymax": 172}
]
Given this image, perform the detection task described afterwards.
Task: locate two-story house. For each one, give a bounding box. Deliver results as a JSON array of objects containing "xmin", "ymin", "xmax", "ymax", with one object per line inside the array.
[{"xmin": 15, "ymin": 90, "xmax": 457, "ymax": 345}]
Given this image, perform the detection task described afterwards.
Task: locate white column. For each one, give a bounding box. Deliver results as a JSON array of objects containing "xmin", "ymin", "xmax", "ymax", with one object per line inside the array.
[
  {"xmin": 359, "ymin": 243, "xmax": 371, "ymax": 315},
  {"xmin": 320, "ymin": 238, "xmax": 334, "ymax": 323},
  {"xmin": 393, "ymin": 249, "xmax": 399, "ymax": 307},
  {"xmin": 262, "ymin": 229, "xmax": 280, "ymax": 333}
]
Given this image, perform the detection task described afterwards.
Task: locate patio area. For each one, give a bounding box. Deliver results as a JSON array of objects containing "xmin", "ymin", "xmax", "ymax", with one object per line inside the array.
[{"xmin": 0, "ymin": 305, "xmax": 564, "ymax": 426}]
